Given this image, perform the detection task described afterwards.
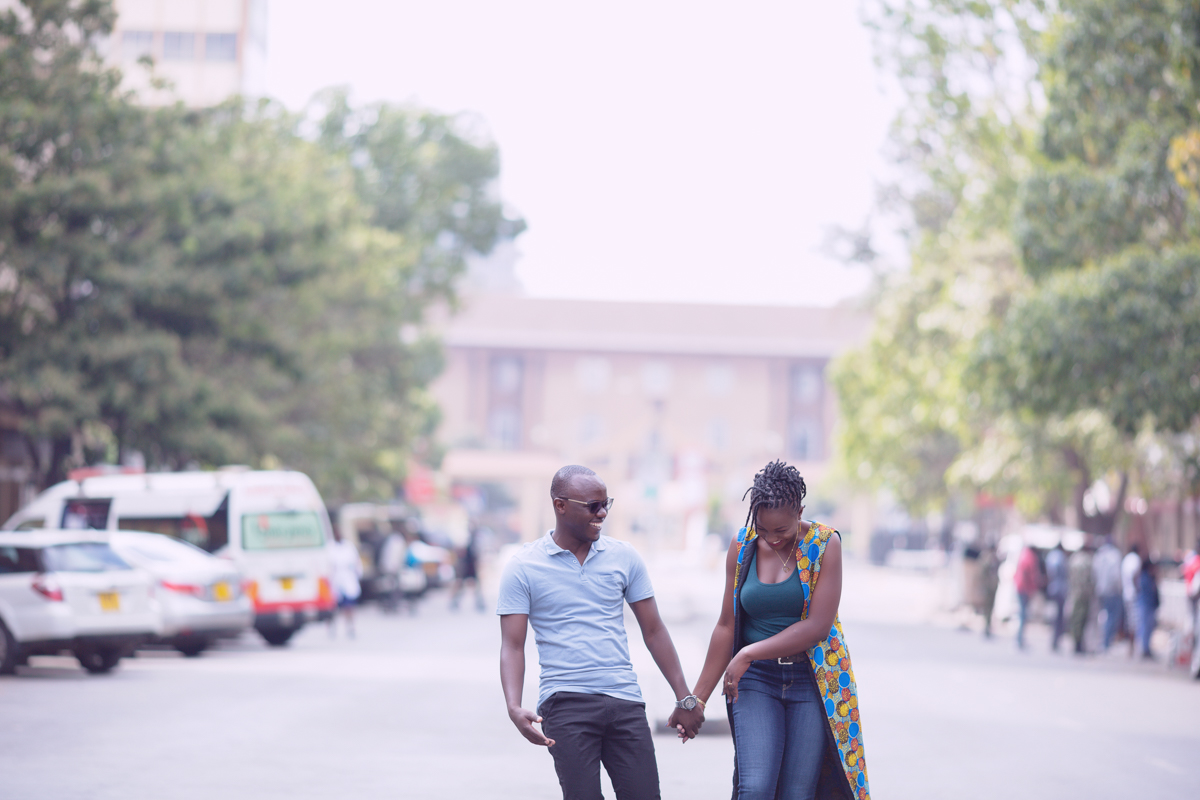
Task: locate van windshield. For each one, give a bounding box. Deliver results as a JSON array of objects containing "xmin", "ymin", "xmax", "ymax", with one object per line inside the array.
[{"xmin": 240, "ymin": 511, "xmax": 325, "ymax": 551}]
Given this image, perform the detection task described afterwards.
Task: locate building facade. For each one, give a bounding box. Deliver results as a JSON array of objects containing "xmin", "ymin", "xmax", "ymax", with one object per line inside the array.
[
  {"xmin": 429, "ymin": 294, "xmax": 871, "ymax": 548},
  {"xmin": 108, "ymin": 0, "xmax": 267, "ymax": 107}
]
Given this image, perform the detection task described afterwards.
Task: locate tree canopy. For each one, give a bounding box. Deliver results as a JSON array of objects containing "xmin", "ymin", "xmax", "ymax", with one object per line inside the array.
[
  {"xmin": 0, "ymin": 0, "xmax": 523, "ymax": 502},
  {"xmin": 837, "ymin": 0, "xmax": 1200, "ymax": 535}
]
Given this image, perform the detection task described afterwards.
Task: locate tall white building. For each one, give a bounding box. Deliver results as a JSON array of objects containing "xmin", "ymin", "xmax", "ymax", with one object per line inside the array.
[{"xmin": 109, "ymin": 0, "xmax": 267, "ymax": 107}]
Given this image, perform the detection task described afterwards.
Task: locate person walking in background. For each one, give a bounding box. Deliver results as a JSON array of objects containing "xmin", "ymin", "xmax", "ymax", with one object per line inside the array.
[
  {"xmin": 328, "ymin": 528, "xmax": 363, "ymax": 638},
  {"xmin": 498, "ymin": 465, "xmax": 702, "ymax": 800},
  {"xmin": 1067, "ymin": 542, "xmax": 1095, "ymax": 654},
  {"xmin": 450, "ymin": 520, "xmax": 486, "ymax": 612},
  {"xmin": 1013, "ymin": 542, "xmax": 1042, "ymax": 651},
  {"xmin": 1122, "ymin": 544, "xmax": 1143, "ymax": 654},
  {"xmin": 1044, "ymin": 542, "xmax": 1069, "ymax": 651},
  {"xmin": 980, "ymin": 545, "xmax": 1001, "ymax": 639},
  {"xmin": 690, "ymin": 460, "xmax": 871, "ymax": 800},
  {"xmin": 1136, "ymin": 557, "xmax": 1160, "ymax": 660},
  {"xmin": 1092, "ymin": 536, "xmax": 1124, "ymax": 651}
]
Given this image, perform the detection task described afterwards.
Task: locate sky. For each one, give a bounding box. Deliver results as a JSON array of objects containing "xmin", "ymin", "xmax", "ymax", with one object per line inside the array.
[{"xmin": 265, "ymin": 1, "xmax": 897, "ymax": 307}]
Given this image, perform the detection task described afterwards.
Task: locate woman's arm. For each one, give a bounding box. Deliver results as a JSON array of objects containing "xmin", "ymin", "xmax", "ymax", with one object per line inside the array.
[
  {"xmin": 691, "ymin": 537, "xmax": 741, "ymax": 705},
  {"xmin": 724, "ymin": 535, "xmax": 843, "ymax": 700}
]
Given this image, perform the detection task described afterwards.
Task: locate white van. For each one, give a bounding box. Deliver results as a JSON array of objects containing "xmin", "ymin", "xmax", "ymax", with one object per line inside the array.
[{"xmin": 3, "ymin": 469, "xmax": 335, "ymax": 646}]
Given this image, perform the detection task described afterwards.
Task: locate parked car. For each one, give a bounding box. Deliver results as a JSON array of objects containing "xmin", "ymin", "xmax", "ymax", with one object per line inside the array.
[
  {"xmin": 4, "ymin": 469, "xmax": 337, "ymax": 647},
  {"xmin": 0, "ymin": 531, "xmax": 158, "ymax": 674},
  {"xmin": 108, "ymin": 531, "xmax": 253, "ymax": 657}
]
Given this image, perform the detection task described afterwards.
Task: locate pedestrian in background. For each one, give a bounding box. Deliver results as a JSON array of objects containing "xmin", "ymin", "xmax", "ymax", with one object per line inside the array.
[
  {"xmin": 329, "ymin": 528, "xmax": 363, "ymax": 638},
  {"xmin": 1136, "ymin": 557, "xmax": 1160, "ymax": 660},
  {"xmin": 1092, "ymin": 536, "xmax": 1124, "ymax": 651},
  {"xmin": 1044, "ymin": 542, "xmax": 1069, "ymax": 651},
  {"xmin": 450, "ymin": 520, "xmax": 486, "ymax": 612},
  {"xmin": 980, "ymin": 545, "xmax": 1001, "ymax": 639},
  {"xmin": 1013, "ymin": 543, "xmax": 1042, "ymax": 650},
  {"xmin": 1121, "ymin": 544, "xmax": 1143, "ymax": 654},
  {"xmin": 1067, "ymin": 542, "xmax": 1095, "ymax": 654}
]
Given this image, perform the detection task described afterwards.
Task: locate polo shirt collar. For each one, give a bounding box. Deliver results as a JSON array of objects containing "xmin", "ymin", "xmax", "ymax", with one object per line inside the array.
[{"xmin": 542, "ymin": 529, "xmax": 607, "ymax": 554}]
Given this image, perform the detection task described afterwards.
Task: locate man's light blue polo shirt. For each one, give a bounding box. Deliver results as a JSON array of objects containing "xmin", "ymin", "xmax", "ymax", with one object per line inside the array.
[{"xmin": 497, "ymin": 531, "xmax": 655, "ymax": 709}]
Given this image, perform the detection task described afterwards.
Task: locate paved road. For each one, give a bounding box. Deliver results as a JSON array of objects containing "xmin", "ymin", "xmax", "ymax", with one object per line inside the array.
[{"xmin": 1, "ymin": 556, "xmax": 1197, "ymax": 799}]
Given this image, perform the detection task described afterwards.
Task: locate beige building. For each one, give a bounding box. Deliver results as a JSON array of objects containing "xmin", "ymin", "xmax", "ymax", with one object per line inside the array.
[
  {"xmin": 429, "ymin": 294, "xmax": 870, "ymax": 548},
  {"xmin": 108, "ymin": 0, "xmax": 267, "ymax": 107}
]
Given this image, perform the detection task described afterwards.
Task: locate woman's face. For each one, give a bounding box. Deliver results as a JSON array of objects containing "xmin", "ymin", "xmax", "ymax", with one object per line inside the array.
[{"xmin": 756, "ymin": 505, "xmax": 802, "ymax": 550}]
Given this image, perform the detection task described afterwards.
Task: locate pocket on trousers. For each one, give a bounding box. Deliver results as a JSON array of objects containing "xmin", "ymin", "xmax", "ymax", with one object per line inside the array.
[{"xmin": 537, "ymin": 693, "xmax": 558, "ymax": 719}]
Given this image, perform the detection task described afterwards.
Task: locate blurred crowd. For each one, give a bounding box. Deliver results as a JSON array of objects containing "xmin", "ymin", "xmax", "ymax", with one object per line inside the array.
[{"xmin": 972, "ymin": 533, "xmax": 1200, "ymax": 671}]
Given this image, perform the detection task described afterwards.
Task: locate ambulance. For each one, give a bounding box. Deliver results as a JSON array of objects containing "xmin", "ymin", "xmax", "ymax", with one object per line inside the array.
[{"xmin": 3, "ymin": 468, "xmax": 336, "ymax": 646}]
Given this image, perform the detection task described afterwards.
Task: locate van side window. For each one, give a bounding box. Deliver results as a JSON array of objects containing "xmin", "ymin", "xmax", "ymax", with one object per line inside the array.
[
  {"xmin": 117, "ymin": 504, "xmax": 229, "ymax": 553},
  {"xmin": 14, "ymin": 518, "xmax": 44, "ymax": 531},
  {"xmin": 0, "ymin": 546, "xmax": 39, "ymax": 573},
  {"xmin": 61, "ymin": 498, "xmax": 112, "ymax": 529}
]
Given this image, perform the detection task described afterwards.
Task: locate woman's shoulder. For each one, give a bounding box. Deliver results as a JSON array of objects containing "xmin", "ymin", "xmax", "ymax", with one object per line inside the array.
[{"xmin": 805, "ymin": 520, "xmax": 840, "ymax": 542}]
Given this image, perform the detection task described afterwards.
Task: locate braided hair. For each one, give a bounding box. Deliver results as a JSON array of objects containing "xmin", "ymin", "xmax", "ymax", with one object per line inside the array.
[{"xmin": 742, "ymin": 460, "xmax": 807, "ymax": 532}]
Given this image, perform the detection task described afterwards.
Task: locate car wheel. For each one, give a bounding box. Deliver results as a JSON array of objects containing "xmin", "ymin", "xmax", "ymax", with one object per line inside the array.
[
  {"xmin": 0, "ymin": 620, "xmax": 18, "ymax": 675},
  {"xmin": 76, "ymin": 647, "xmax": 122, "ymax": 674},
  {"xmin": 174, "ymin": 637, "xmax": 209, "ymax": 658},
  {"xmin": 258, "ymin": 627, "xmax": 296, "ymax": 647}
]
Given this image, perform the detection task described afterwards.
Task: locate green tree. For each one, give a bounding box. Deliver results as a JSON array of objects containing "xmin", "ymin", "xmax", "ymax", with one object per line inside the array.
[{"xmin": 0, "ymin": 2, "xmax": 524, "ymax": 503}]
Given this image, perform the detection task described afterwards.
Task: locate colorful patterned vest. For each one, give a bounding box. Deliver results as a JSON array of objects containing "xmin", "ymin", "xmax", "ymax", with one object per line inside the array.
[{"xmin": 732, "ymin": 521, "xmax": 871, "ymax": 800}]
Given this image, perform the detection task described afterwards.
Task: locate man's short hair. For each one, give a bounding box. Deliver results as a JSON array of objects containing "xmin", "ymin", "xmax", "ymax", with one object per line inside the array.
[{"xmin": 551, "ymin": 465, "xmax": 597, "ymax": 499}]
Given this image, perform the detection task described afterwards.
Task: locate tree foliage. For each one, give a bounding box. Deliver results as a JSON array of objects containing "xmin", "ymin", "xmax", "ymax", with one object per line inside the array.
[
  {"xmin": 839, "ymin": 0, "xmax": 1200, "ymax": 533},
  {"xmin": 0, "ymin": 1, "xmax": 523, "ymax": 502}
]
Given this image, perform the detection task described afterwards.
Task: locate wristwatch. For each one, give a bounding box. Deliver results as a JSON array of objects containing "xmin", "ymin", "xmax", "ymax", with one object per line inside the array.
[{"xmin": 675, "ymin": 695, "xmax": 702, "ymax": 711}]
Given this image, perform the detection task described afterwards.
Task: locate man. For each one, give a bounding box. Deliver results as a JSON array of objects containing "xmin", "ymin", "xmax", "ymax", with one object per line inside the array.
[
  {"xmin": 498, "ymin": 465, "xmax": 703, "ymax": 800},
  {"xmin": 1044, "ymin": 542, "xmax": 1069, "ymax": 651},
  {"xmin": 1066, "ymin": 540, "xmax": 1095, "ymax": 654},
  {"xmin": 1121, "ymin": 544, "xmax": 1143, "ymax": 653},
  {"xmin": 1092, "ymin": 536, "xmax": 1124, "ymax": 650}
]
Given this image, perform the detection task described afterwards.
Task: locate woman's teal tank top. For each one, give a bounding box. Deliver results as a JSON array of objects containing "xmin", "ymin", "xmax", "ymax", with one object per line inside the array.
[{"xmin": 739, "ymin": 552, "xmax": 805, "ymax": 644}]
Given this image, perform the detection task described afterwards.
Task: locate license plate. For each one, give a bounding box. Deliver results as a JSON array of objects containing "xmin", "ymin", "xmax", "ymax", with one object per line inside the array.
[
  {"xmin": 212, "ymin": 581, "xmax": 232, "ymax": 602},
  {"xmin": 279, "ymin": 577, "xmax": 294, "ymax": 591},
  {"xmin": 98, "ymin": 591, "xmax": 120, "ymax": 612}
]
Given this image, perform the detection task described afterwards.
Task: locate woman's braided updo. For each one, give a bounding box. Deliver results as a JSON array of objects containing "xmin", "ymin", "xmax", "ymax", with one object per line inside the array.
[{"xmin": 742, "ymin": 460, "xmax": 807, "ymax": 532}]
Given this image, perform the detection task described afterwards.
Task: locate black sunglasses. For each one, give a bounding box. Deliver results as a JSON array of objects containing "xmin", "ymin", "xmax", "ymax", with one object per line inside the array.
[{"xmin": 556, "ymin": 496, "xmax": 615, "ymax": 515}]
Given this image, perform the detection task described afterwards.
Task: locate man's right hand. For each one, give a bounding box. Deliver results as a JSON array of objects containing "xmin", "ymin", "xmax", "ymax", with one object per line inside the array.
[{"xmin": 509, "ymin": 706, "xmax": 556, "ymax": 747}]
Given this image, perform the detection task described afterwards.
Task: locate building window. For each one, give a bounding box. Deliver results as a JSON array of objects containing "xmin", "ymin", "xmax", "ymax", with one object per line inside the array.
[
  {"xmin": 575, "ymin": 357, "xmax": 611, "ymax": 394},
  {"xmin": 122, "ymin": 30, "xmax": 154, "ymax": 61},
  {"xmin": 706, "ymin": 364, "xmax": 734, "ymax": 396},
  {"xmin": 162, "ymin": 32, "xmax": 196, "ymax": 61},
  {"xmin": 488, "ymin": 356, "xmax": 524, "ymax": 450},
  {"xmin": 641, "ymin": 361, "xmax": 671, "ymax": 397},
  {"xmin": 578, "ymin": 413, "xmax": 604, "ymax": 446},
  {"xmin": 787, "ymin": 363, "xmax": 824, "ymax": 460},
  {"xmin": 205, "ymin": 33, "xmax": 238, "ymax": 62}
]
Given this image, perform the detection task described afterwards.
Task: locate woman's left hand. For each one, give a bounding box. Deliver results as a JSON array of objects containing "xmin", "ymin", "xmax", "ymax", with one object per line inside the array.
[{"xmin": 722, "ymin": 651, "xmax": 752, "ymax": 702}]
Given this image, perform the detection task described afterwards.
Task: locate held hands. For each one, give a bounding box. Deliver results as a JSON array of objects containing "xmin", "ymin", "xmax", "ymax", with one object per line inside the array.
[
  {"xmin": 667, "ymin": 706, "xmax": 705, "ymax": 742},
  {"xmin": 722, "ymin": 651, "xmax": 753, "ymax": 702},
  {"xmin": 508, "ymin": 706, "xmax": 555, "ymax": 747}
]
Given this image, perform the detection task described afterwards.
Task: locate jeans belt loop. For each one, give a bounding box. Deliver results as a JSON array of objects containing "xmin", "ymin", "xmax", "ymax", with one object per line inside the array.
[{"xmin": 777, "ymin": 654, "xmax": 800, "ymax": 665}]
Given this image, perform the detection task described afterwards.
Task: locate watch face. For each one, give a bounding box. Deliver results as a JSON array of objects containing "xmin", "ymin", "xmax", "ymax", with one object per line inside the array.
[{"xmin": 682, "ymin": 697, "xmax": 697, "ymax": 710}]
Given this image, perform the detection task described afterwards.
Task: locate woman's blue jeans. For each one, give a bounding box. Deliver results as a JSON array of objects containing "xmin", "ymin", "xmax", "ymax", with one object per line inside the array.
[{"xmin": 730, "ymin": 658, "xmax": 828, "ymax": 800}]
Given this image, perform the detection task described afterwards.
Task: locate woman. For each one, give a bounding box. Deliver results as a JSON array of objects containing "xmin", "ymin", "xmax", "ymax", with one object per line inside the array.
[{"xmin": 691, "ymin": 461, "xmax": 869, "ymax": 800}]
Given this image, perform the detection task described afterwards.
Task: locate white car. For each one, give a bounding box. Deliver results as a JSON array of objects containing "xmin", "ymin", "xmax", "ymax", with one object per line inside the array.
[
  {"xmin": 108, "ymin": 531, "xmax": 253, "ymax": 657},
  {"xmin": 0, "ymin": 531, "xmax": 158, "ymax": 674}
]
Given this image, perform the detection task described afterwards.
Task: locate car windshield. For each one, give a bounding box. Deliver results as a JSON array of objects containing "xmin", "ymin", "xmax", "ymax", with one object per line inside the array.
[
  {"xmin": 116, "ymin": 535, "xmax": 214, "ymax": 565},
  {"xmin": 240, "ymin": 511, "xmax": 325, "ymax": 551},
  {"xmin": 41, "ymin": 542, "xmax": 130, "ymax": 573}
]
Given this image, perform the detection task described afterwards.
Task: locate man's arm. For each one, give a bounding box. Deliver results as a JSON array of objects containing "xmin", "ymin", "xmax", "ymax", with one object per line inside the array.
[
  {"xmin": 629, "ymin": 597, "xmax": 704, "ymax": 740},
  {"xmin": 499, "ymin": 614, "xmax": 555, "ymax": 746}
]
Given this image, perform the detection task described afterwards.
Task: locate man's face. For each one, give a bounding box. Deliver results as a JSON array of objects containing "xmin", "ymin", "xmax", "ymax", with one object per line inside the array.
[{"xmin": 554, "ymin": 475, "xmax": 610, "ymax": 543}]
